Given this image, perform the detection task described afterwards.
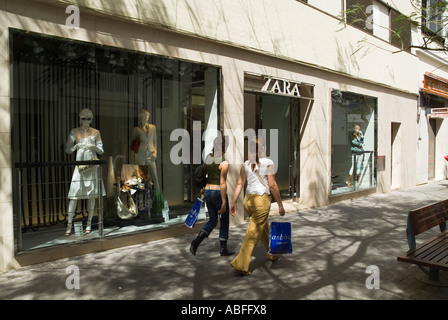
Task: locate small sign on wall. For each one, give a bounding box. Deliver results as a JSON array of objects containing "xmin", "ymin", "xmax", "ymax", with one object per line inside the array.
[{"xmin": 377, "ymin": 156, "xmax": 385, "ymax": 172}]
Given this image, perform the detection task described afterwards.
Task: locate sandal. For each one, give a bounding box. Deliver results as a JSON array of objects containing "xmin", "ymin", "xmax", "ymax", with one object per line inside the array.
[
  {"xmin": 266, "ymin": 253, "xmax": 279, "ymax": 261},
  {"xmin": 65, "ymin": 225, "xmax": 72, "ymax": 237},
  {"xmin": 232, "ymin": 267, "xmax": 252, "ymax": 276}
]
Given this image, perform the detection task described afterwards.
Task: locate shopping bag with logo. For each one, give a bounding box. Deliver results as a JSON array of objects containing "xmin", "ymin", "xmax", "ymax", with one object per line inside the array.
[
  {"xmin": 185, "ymin": 196, "xmax": 204, "ymax": 228},
  {"xmin": 268, "ymin": 221, "xmax": 292, "ymax": 254}
]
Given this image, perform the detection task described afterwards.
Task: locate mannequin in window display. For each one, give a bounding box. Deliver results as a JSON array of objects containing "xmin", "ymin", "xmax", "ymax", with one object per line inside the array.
[
  {"xmin": 131, "ymin": 109, "xmax": 164, "ymax": 215},
  {"xmin": 64, "ymin": 108, "xmax": 106, "ymax": 236},
  {"xmin": 347, "ymin": 124, "xmax": 364, "ymax": 188}
]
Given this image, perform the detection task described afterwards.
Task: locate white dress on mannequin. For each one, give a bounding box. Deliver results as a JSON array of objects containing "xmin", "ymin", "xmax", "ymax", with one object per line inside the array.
[
  {"xmin": 66, "ymin": 127, "xmax": 106, "ymax": 198},
  {"xmin": 64, "ymin": 109, "xmax": 105, "ymax": 236}
]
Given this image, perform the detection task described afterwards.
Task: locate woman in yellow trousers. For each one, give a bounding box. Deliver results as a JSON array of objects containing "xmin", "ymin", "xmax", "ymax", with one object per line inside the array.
[{"xmin": 230, "ymin": 136, "xmax": 285, "ymax": 275}]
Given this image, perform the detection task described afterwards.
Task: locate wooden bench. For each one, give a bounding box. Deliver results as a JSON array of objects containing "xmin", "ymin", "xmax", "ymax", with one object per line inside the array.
[{"xmin": 397, "ymin": 199, "xmax": 448, "ymax": 285}]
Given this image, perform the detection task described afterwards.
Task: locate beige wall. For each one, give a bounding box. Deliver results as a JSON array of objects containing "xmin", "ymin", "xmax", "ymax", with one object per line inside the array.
[
  {"xmin": 33, "ymin": 0, "xmax": 420, "ymax": 94},
  {"xmin": 0, "ymin": 0, "xmax": 422, "ymax": 270},
  {"xmin": 0, "ymin": 2, "xmax": 14, "ymax": 271}
]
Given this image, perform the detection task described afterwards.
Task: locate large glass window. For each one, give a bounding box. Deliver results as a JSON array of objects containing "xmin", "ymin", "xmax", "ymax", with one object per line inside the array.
[
  {"xmin": 331, "ymin": 89, "xmax": 377, "ymax": 195},
  {"xmin": 11, "ymin": 29, "xmax": 221, "ymax": 251}
]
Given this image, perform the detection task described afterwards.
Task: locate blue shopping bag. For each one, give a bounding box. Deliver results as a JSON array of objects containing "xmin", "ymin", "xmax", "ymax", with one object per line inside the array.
[
  {"xmin": 184, "ymin": 197, "xmax": 204, "ymax": 228},
  {"xmin": 268, "ymin": 221, "xmax": 292, "ymax": 254}
]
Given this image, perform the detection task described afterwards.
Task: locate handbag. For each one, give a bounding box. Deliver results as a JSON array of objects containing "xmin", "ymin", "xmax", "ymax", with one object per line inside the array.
[
  {"xmin": 269, "ymin": 221, "xmax": 292, "ymax": 254},
  {"xmin": 193, "ymin": 164, "xmax": 208, "ymax": 188},
  {"xmin": 254, "ymin": 169, "xmax": 274, "ymax": 202},
  {"xmin": 116, "ymin": 182, "xmax": 138, "ymax": 220},
  {"xmin": 185, "ymin": 196, "xmax": 204, "ymax": 228},
  {"xmin": 78, "ymin": 156, "xmax": 99, "ymax": 174},
  {"xmin": 116, "ymin": 195, "xmax": 138, "ymax": 220},
  {"xmin": 444, "ymin": 155, "xmax": 448, "ymax": 161}
]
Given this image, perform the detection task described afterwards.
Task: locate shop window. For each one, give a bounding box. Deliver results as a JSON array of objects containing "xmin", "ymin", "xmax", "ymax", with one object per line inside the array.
[
  {"xmin": 371, "ymin": 0, "xmax": 390, "ymax": 42},
  {"xmin": 331, "ymin": 89, "xmax": 377, "ymax": 195},
  {"xmin": 390, "ymin": 8, "xmax": 413, "ymax": 52},
  {"xmin": 422, "ymin": 0, "xmax": 446, "ymax": 42},
  {"xmin": 10, "ymin": 29, "xmax": 221, "ymax": 251},
  {"xmin": 345, "ymin": 0, "xmax": 374, "ymax": 35}
]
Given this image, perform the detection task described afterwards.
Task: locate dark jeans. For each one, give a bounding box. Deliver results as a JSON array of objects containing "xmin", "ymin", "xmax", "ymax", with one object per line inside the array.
[{"xmin": 202, "ymin": 189, "xmax": 230, "ymax": 240}]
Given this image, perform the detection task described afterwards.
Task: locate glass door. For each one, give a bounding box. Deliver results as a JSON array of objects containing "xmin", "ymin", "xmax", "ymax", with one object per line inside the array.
[
  {"xmin": 244, "ymin": 92, "xmax": 300, "ymax": 199},
  {"xmin": 259, "ymin": 95, "xmax": 292, "ymax": 198}
]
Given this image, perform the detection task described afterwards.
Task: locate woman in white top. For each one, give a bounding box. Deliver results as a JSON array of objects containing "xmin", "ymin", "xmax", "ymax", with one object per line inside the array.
[{"xmin": 230, "ymin": 135, "xmax": 285, "ymax": 275}]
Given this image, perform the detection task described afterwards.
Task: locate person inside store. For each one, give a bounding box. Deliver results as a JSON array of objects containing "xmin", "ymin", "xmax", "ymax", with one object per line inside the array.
[
  {"xmin": 131, "ymin": 109, "xmax": 164, "ymax": 214},
  {"xmin": 347, "ymin": 124, "xmax": 364, "ymax": 188},
  {"xmin": 190, "ymin": 135, "xmax": 234, "ymax": 256},
  {"xmin": 229, "ymin": 135, "xmax": 285, "ymax": 275},
  {"xmin": 64, "ymin": 108, "xmax": 105, "ymax": 236}
]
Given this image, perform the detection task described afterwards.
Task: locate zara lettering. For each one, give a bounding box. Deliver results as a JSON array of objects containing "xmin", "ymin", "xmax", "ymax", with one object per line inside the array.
[{"xmin": 261, "ymin": 77, "xmax": 301, "ymax": 97}]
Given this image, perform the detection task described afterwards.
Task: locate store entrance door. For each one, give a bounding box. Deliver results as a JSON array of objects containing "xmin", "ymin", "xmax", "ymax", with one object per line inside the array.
[{"xmin": 244, "ymin": 92, "xmax": 300, "ymax": 199}]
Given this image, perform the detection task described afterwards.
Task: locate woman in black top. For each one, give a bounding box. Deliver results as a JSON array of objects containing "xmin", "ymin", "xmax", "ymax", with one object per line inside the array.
[{"xmin": 190, "ymin": 136, "xmax": 234, "ymax": 256}]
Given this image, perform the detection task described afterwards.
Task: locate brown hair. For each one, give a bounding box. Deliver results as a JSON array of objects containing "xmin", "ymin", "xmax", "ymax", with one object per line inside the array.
[
  {"xmin": 248, "ymin": 135, "xmax": 266, "ymax": 171},
  {"xmin": 211, "ymin": 135, "xmax": 229, "ymax": 156}
]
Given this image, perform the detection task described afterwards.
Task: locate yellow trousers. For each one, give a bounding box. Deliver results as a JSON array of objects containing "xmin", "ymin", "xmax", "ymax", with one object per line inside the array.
[{"xmin": 230, "ymin": 194, "xmax": 271, "ymax": 273}]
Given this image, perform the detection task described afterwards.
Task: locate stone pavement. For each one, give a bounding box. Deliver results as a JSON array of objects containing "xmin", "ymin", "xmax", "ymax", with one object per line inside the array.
[{"xmin": 1, "ymin": 181, "xmax": 448, "ymax": 301}]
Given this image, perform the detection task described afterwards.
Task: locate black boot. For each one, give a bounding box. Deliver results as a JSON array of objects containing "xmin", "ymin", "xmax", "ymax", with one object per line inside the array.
[
  {"xmin": 220, "ymin": 240, "xmax": 235, "ymax": 256},
  {"xmin": 190, "ymin": 230, "xmax": 207, "ymax": 255}
]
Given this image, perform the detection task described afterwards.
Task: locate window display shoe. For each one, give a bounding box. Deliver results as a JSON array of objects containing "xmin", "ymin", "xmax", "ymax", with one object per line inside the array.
[
  {"xmin": 65, "ymin": 226, "xmax": 72, "ymax": 237},
  {"xmin": 85, "ymin": 226, "xmax": 92, "ymax": 234}
]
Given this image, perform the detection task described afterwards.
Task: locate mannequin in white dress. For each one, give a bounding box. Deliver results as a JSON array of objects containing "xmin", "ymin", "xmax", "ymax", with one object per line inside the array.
[
  {"xmin": 64, "ymin": 109, "xmax": 105, "ymax": 236},
  {"xmin": 132, "ymin": 109, "xmax": 159, "ymax": 190}
]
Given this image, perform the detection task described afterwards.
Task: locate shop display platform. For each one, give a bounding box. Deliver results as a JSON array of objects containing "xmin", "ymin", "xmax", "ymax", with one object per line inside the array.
[{"xmin": 20, "ymin": 207, "xmax": 208, "ymax": 252}]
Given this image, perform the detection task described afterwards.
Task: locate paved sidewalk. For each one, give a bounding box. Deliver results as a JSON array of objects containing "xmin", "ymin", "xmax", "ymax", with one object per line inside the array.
[{"xmin": 1, "ymin": 181, "xmax": 448, "ymax": 300}]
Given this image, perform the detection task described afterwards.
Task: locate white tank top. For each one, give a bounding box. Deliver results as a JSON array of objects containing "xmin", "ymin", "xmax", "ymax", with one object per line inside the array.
[{"xmin": 244, "ymin": 157, "xmax": 275, "ymax": 196}]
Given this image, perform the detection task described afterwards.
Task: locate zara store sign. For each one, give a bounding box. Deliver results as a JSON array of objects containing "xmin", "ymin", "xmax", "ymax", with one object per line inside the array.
[{"xmin": 260, "ymin": 77, "xmax": 302, "ymax": 97}]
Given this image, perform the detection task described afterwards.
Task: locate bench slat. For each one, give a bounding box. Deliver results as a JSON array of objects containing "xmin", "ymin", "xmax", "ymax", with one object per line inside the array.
[
  {"xmin": 409, "ymin": 232, "xmax": 448, "ymax": 258},
  {"xmin": 398, "ymin": 231, "xmax": 448, "ymax": 271},
  {"xmin": 407, "ymin": 231, "xmax": 448, "ymax": 256},
  {"xmin": 421, "ymin": 243, "xmax": 448, "ymax": 266},
  {"xmin": 437, "ymin": 251, "xmax": 448, "ymax": 265},
  {"xmin": 423, "ymin": 240, "xmax": 448, "ymax": 261}
]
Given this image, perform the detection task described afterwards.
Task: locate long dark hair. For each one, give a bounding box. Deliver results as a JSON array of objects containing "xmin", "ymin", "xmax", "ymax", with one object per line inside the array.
[
  {"xmin": 248, "ymin": 135, "xmax": 266, "ymax": 171},
  {"xmin": 211, "ymin": 135, "xmax": 228, "ymax": 157}
]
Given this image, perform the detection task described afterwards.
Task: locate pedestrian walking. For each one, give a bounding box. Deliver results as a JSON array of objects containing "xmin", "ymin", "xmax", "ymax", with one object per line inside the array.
[
  {"xmin": 190, "ymin": 136, "xmax": 234, "ymax": 256},
  {"xmin": 229, "ymin": 135, "xmax": 285, "ymax": 275}
]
